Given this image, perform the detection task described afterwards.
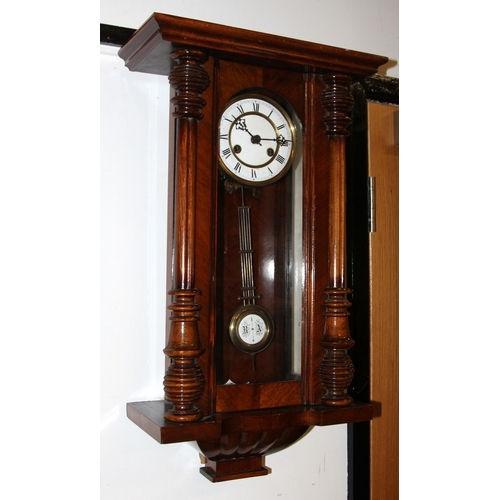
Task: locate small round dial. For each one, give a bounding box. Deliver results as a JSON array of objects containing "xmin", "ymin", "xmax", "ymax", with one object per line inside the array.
[
  {"xmin": 218, "ymin": 95, "xmax": 296, "ymax": 186},
  {"xmin": 229, "ymin": 304, "xmax": 274, "ymax": 354}
]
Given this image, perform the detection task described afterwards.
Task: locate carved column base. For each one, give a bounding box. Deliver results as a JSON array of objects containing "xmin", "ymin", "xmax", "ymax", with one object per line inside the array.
[
  {"xmin": 163, "ymin": 289, "xmax": 205, "ymax": 422},
  {"xmin": 320, "ymin": 287, "xmax": 354, "ymax": 406},
  {"xmin": 319, "ymin": 342, "xmax": 355, "ymax": 406},
  {"xmin": 163, "ymin": 354, "xmax": 205, "ymax": 421}
]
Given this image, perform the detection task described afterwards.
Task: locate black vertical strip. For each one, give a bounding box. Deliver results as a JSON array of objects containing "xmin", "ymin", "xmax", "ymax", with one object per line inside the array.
[{"xmin": 346, "ymin": 81, "xmax": 371, "ymax": 500}]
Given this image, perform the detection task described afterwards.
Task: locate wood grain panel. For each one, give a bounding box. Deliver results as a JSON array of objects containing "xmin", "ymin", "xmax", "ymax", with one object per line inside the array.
[{"xmin": 367, "ymin": 101, "xmax": 399, "ymax": 499}]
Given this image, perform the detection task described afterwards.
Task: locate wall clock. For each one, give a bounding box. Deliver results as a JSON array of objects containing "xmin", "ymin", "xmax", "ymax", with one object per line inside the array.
[{"xmin": 118, "ymin": 13, "xmax": 388, "ymax": 482}]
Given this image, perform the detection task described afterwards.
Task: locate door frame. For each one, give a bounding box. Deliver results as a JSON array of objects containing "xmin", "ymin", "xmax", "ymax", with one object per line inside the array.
[{"xmin": 347, "ymin": 76, "xmax": 399, "ymax": 500}]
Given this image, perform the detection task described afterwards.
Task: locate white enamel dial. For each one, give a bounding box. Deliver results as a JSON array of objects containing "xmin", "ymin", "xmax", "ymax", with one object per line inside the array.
[
  {"xmin": 238, "ymin": 313, "xmax": 266, "ymax": 344},
  {"xmin": 229, "ymin": 304, "xmax": 274, "ymax": 354},
  {"xmin": 218, "ymin": 95, "xmax": 296, "ymax": 186}
]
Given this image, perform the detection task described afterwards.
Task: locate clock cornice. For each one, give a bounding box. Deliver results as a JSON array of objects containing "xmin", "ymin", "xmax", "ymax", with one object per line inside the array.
[{"xmin": 118, "ymin": 12, "xmax": 388, "ymax": 77}]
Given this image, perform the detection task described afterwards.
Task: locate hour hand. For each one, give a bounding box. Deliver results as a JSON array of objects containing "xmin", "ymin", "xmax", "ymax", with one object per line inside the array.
[
  {"xmin": 235, "ymin": 118, "xmax": 254, "ymax": 137},
  {"xmin": 235, "ymin": 118, "xmax": 262, "ymax": 145}
]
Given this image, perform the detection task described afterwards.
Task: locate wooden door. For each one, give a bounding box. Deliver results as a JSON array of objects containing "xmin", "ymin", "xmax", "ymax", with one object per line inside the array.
[{"xmin": 367, "ymin": 100, "xmax": 399, "ymax": 499}]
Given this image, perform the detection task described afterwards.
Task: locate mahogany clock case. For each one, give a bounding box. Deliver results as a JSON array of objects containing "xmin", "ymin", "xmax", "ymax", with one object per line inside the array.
[{"xmin": 103, "ymin": 13, "xmax": 390, "ymax": 482}]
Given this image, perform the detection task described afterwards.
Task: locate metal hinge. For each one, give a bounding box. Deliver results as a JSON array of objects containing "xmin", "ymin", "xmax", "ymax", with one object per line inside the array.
[{"xmin": 368, "ymin": 176, "xmax": 376, "ymax": 233}]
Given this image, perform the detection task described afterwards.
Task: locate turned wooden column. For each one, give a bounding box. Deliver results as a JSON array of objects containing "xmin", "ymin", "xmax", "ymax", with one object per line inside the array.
[
  {"xmin": 163, "ymin": 48, "xmax": 209, "ymax": 422},
  {"xmin": 319, "ymin": 74, "xmax": 355, "ymax": 406}
]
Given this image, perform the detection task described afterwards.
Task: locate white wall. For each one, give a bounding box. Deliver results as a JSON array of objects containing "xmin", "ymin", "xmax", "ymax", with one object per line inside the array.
[{"xmin": 100, "ymin": 2, "xmax": 398, "ymax": 499}]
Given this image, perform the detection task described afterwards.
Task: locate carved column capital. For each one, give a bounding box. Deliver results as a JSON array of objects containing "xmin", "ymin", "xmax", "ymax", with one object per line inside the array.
[
  {"xmin": 169, "ymin": 49, "xmax": 209, "ymax": 119},
  {"xmin": 321, "ymin": 74, "xmax": 354, "ymax": 137}
]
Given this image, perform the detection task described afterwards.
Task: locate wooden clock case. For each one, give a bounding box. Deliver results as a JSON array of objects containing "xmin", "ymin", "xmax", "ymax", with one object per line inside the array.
[{"xmin": 118, "ymin": 13, "xmax": 388, "ymax": 482}]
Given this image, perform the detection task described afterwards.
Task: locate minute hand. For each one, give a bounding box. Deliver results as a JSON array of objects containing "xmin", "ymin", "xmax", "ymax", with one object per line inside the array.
[{"xmin": 259, "ymin": 135, "xmax": 290, "ymax": 146}]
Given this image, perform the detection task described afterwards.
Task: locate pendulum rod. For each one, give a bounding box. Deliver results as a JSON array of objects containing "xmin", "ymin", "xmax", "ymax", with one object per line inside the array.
[
  {"xmin": 237, "ymin": 187, "xmax": 258, "ymax": 306},
  {"xmin": 237, "ymin": 187, "xmax": 260, "ymax": 371}
]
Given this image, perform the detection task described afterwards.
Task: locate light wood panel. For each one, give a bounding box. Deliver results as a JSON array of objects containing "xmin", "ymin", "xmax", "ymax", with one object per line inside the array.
[{"xmin": 367, "ymin": 101, "xmax": 399, "ymax": 499}]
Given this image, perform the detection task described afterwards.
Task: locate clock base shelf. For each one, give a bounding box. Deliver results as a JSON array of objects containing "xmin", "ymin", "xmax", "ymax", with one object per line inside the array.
[
  {"xmin": 127, "ymin": 400, "xmax": 372, "ymax": 443},
  {"xmin": 127, "ymin": 399, "xmax": 372, "ymax": 481}
]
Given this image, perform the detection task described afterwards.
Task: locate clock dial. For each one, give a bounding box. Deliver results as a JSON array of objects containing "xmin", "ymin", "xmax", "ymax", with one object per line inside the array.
[
  {"xmin": 229, "ymin": 304, "xmax": 274, "ymax": 354},
  {"xmin": 218, "ymin": 95, "xmax": 296, "ymax": 186}
]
